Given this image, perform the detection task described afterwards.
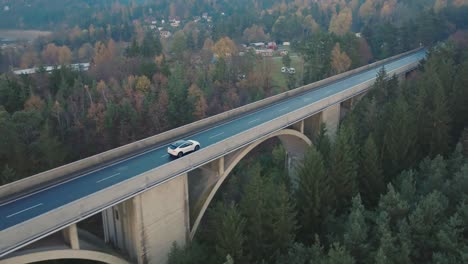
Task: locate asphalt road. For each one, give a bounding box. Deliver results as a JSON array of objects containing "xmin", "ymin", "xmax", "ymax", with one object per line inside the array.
[{"xmin": 0, "ymin": 50, "xmax": 426, "ymax": 231}]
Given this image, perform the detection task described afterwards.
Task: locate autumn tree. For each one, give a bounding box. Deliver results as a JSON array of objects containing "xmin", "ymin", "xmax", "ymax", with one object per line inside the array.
[
  {"xmin": 58, "ymin": 46, "xmax": 72, "ymax": 65},
  {"xmin": 188, "ymin": 83, "xmax": 208, "ymax": 120},
  {"xmin": 78, "ymin": 43, "xmax": 94, "ymax": 61},
  {"xmin": 41, "ymin": 43, "xmax": 60, "ymax": 65},
  {"xmin": 331, "ymin": 43, "xmax": 352, "ymax": 74},
  {"xmin": 329, "ymin": 8, "xmax": 352, "ymax": 36},
  {"xmin": 243, "ymin": 24, "xmax": 269, "ymax": 43},
  {"xmin": 212, "ymin": 37, "xmax": 237, "ymax": 58}
]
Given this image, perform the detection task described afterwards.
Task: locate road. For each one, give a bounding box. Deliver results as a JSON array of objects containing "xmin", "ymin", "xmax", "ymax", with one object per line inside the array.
[{"xmin": 0, "ymin": 50, "xmax": 426, "ymax": 231}]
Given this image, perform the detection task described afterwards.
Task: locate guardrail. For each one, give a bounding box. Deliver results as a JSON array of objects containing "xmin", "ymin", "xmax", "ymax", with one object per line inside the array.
[
  {"xmin": 0, "ymin": 59, "xmax": 421, "ymax": 257},
  {"xmin": 0, "ymin": 47, "xmax": 423, "ymax": 201}
]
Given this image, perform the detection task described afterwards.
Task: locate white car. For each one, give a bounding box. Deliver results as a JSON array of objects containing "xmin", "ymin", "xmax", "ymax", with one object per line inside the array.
[
  {"xmin": 281, "ymin": 66, "xmax": 287, "ymax": 73},
  {"xmin": 167, "ymin": 140, "xmax": 201, "ymax": 157}
]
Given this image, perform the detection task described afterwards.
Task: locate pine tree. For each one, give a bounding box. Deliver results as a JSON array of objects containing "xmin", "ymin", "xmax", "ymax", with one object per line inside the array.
[
  {"xmin": 378, "ymin": 184, "xmax": 410, "ymax": 227},
  {"xmin": 329, "ymin": 125, "xmax": 358, "ymax": 211},
  {"xmin": 408, "ymin": 191, "xmax": 448, "ymax": 262},
  {"xmin": 343, "ymin": 195, "xmax": 369, "ymax": 262},
  {"xmin": 240, "ymin": 170, "xmax": 297, "ymax": 262},
  {"xmin": 315, "ymin": 123, "xmax": 332, "ymax": 167},
  {"xmin": 207, "ymin": 202, "xmax": 246, "ymax": 262},
  {"xmin": 326, "ymin": 243, "xmax": 356, "ymax": 264},
  {"xmin": 265, "ymin": 182, "xmax": 297, "ymax": 257},
  {"xmin": 167, "ymin": 64, "xmax": 190, "ymax": 126},
  {"xmin": 359, "ymin": 135, "xmax": 385, "ymax": 206},
  {"xmin": 381, "ymin": 96, "xmax": 417, "ymax": 178},
  {"xmin": 1, "ymin": 165, "xmax": 16, "ymax": 185},
  {"xmin": 450, "ymin": 61, "xmax": 468, "ymax": 137},
  {"xmin": 295, "ymin": 146, "xmax": 333, "ymax": 242}
]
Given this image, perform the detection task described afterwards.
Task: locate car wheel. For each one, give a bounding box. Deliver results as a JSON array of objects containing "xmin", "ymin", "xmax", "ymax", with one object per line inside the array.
[
  {"xmin": 178, "ymin": 152, "xmax": 183, "ymax": 158},
  {"xmin": 195, "ymin": 145, "xmax": 200, "ymax": 151}
]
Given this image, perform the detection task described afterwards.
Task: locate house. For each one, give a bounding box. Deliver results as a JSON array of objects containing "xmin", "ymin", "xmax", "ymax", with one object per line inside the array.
[
  {"xmin": 160, "ymin": 31, "xmax": 171, "ymax": 38},
  {"xmin": 255, "ymin": 49, "xmax": 274, "ymax": 57},
  {"xmin": 355, "ymin": 32, "xmax": 362, "ymax": 38},
  {"xmin": 282, "ymin": 41, "xmax": 290, "ymax": 46},
  {"xmin": 251, "ymin": 42, "xmax": 265, "ymax": 49},
  {"xmin": 267, "ymin": 42, "xmax": 277, "ymax": 50},
  {"xmin": 202, "ymin": 13, "xmax": 208, "ymax": 19},
  {"xmin": 150, "ymin": 25, "xmax": 157, "ymax": 30},
  {"xmin": 13, "ymin": 63, "xmax": 90, "ymax": 75},
  {"xmin": 170, "ymin": 21, "xmax": 180, "ymax": 27}
]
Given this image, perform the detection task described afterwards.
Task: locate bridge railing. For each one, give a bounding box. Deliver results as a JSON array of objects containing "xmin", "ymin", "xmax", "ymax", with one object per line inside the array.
[{"xmin": 0, "ymin": 56, "xmax": 421, "ymax": 257}]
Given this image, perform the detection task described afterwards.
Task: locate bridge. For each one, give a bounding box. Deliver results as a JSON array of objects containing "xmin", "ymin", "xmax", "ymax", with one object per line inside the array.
[{"xmin": 0, "ymin": 49, "xmax": 426, "ymax": 263}]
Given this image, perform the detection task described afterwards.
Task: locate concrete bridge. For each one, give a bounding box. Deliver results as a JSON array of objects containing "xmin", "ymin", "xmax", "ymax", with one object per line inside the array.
[{"xmin": 0, "ymin": 49, "xmax": 425, "ymax": 263}]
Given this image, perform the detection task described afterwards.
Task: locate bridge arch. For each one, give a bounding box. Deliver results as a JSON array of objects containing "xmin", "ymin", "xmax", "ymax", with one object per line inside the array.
[
  {"xmin": 0, "ymin": 249, "xmax": 130, "ymax": 264},
  {"xmin": 190, "ymin": 129, "xmax": 311, "ymax": 238}
]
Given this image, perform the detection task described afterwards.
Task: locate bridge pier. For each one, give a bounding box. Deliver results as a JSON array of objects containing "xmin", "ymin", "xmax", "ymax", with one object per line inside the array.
[
  {"xmin": 188, "ymin": 157, "xmax": 225, "ymax": 229},
  {"xmin": 303, "ymin": 113, "xmax": 321, "ymax": 140},
  {"xmin": 321, "ymin": 104, "xmax": 340, "ymax": 139},
  {"xmin": 103, "ymin": 174, "xmax": 190, "ymax": 264},
  {"xmin": 62, "ymin": 224, "xmax": 80, "ymax": 250}
]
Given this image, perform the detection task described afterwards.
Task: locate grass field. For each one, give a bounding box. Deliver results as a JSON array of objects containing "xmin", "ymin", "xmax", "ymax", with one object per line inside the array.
[
  {"xmin": 0, "ymin": 30, "xmax": 51, "ymax": 41},
  {"xmin": 266, "ymin": 54, "xmax": 304, "ymax": 90}
]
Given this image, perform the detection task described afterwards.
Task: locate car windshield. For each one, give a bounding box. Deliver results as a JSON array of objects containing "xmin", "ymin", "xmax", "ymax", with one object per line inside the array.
[{"xmin": 169, "ymin": 140, "xmax": 186, "ymax": 149}]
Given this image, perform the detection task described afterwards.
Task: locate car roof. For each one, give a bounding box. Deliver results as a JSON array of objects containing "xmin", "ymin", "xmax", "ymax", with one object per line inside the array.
[{"xmin": 171, "ymin": 140, "xmax": 188, "ymax": 147}]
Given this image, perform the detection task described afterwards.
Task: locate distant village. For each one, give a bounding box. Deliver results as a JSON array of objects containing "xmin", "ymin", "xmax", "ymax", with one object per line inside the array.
[{"xmin": 143, "ymin": 12, "xmax": 291, "ymax": 58}]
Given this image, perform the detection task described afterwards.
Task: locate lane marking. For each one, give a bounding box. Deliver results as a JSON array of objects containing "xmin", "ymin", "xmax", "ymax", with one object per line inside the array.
[
  {"xmin": 209, "ymin": 132, "xmax": 224, "ymax": 139},
  {"xmin": 248, "ymin": 118, "xmax": 260, "ymax": 124},
  {"xmin": 96, "ymin": 173, "xmax": 121, "ymax": 183},
  {"xmin": 278, "ymin": 107, "xmax": 289, "ymax": 112},
  {"xmin": 161, "ymin": 154, "xmax": 169, "ymax": 158},
  {"xmin": 7, "ymin": 203, "xmax": 43, "ymax": 218}
]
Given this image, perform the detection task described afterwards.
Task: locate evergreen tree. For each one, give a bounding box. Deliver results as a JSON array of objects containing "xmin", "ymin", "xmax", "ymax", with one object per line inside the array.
[
  {"xmin": 329, "ymin": 124, "xmax": 358, "ymax": 210},
  {"xmin": 315, "ymin": 123, "xmax": 332, "ymax": 167},
  {"xmin": 282, "ymin": 53, "xmax": 291, "ymax": 68},
  {"xmin": 295, "ymin": 146, "xmax": 333, "ymax": 242},
  {"xmin": 141, "ymin": 31, "xmax": 162, "ymax": 57},
  {"xmin": 240, "ymin": 170, "xmax": 297, "ymax": 262},
  {"xmin": 381, "ymin": 96, "xmax": 417, "ymax": 178},
  {"xmin": 449, "ymin": 61, "xmax": 468, "ymax": 141},
  {"xmin": 1, "ymin": 165, "xmax": 16, "ymax": 185},
  {"xmin": 327, "ymin": 243, "xmax": 356, "ymax": 264},
  {"xmin": 167, "ymin": 64, "xmax": 191, "ymax": 126},
  {"xmin": 207, "ymin": 202, "xmax": 246, "ymax": 262},
  {"xmin": 276, "ymin": 242, "xmax": 325, "ymax": 264},
  {"xmin": 378, "ymin": 184, "xmax": 409, "ymax": 227},
  {"xmin": 408, "ymin": 191, "xmax": 448, "ymax": 262},
  {"xmin": 167, "ymin": 241, "xmax": 214, "ymax": 264},
  {"xmin": 343, "ymin": 195, "xmax": 369, "ymax": 262},
  {"xmin": 126, "ymin": 39, "xmax": 140, "ymax": 57},
  {"xmin": 359, "ymin": 135, "xmax": 385, "ymax": 206}
]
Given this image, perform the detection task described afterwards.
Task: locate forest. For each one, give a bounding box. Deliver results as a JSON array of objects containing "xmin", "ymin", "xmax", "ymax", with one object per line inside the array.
[
  {"xmin": 1, "ymin": 0, "xmax": 467, "ymax": 185},
  {"xmin": 0, "ymin": 1, "xmax": 468, "ymax": 263},
  {"xmin": 168, "ymin": 43, "xmax": 468, "ymax": 264}
]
